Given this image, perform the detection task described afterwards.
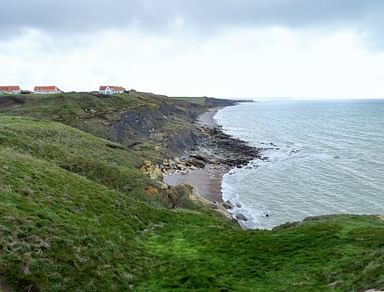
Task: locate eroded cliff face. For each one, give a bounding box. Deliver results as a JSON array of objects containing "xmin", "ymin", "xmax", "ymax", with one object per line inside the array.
[
  {"xmin": 108, "ymin": 95, "xmax": 238, "ymax": 156},
  {"xmin": 110, "ymin": 103, "xmax": 201, "ymax": 155},
  {"xmin": 106, "ymin": 98, "xmax": 204, "ymax": 159},
  {"xmin": 0, "ymin": 92, "xmax": 240, "ymax": 159}
]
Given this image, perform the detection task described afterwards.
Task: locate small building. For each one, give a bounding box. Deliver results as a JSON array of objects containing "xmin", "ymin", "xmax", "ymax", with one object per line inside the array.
[
  {"xmin": 99, "ymin": 86, "xmax": 126, "ymax": 95},
  {"xmin": 34, "ymin": 86, "xmax": 63, "ymax": 94},
  {"xmin": 0, "ymin": 86, "xmax": 21, "ymax": 94}
]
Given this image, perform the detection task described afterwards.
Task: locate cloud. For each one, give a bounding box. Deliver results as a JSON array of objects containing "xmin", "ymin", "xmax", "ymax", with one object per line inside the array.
[
  {"xmin": 2, "ymin": 27, "xmax": 384, "ymax": 99},
  {"xmin": 0, "ymin": 0, "xmax": 383, "ymax": 38},
  {"xmin": 1, "ymin": 1, "xmax": 384, "ymax": 98}
]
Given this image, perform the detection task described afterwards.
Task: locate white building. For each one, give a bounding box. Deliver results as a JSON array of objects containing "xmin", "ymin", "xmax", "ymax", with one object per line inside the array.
[
  {"xmin": 99, "ymin": 86, "xmax": 126, "ymax": 95},
  {"xmin": 34, "ymin": 86, "xmax": 63, "ymax": 94},
  {"xmin": 0, "ymin": 86, "xmax": 21, "ymax": 94}
]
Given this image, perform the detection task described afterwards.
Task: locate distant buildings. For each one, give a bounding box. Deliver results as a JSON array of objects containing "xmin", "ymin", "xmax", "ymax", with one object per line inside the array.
[
  {"xmin": 99, "ymin": 86, "xmax": 125, "ymax": 95},
  {"xmin": 33, "ymin": 86, "xmax": 63, "ymax": 94},
  {"xmin": 0, "ymin": 86, "xmax": 21, "ymax": 94},
  {"xmin": 1, "ymin": 84, "xmax": 129, "ymax": 95}
]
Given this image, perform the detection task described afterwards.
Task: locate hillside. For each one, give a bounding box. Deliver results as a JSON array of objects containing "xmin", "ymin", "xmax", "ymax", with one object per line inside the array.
[{"xmin": 0, "ymin": 92, "xmax": 384, "ymax": 291}]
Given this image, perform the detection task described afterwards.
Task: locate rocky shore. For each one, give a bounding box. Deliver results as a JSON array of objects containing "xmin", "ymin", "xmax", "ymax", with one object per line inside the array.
[{"xmin": 161, "ymin": 103, "xmax": 263, "ymax": 221}]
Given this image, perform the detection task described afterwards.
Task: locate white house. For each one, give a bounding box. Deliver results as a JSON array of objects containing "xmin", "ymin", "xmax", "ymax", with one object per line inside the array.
[
  {"xmin": 0, "ymin": 86, "xmax": 21, "ymax": 94},
  {"xmin": 99, "ymin": 86, "xmax": 126, "ymax": 95},
  {"xmin": 34, "ymin": 86, "xmax": 63, "ymax": 94}
]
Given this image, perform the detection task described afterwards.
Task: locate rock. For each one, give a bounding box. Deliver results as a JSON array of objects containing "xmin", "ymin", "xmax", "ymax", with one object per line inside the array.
[
  {"xmin": 236, "ymin": 214, "xmax": 248, "ymax": 221},
  {"xmin": 222, "ymin": 201, "xmax": 234, "ymax": 210},
  {"xmin": 149, "ymin": 166, "xmax": 163, "ymax": 180},
  {"xmin": 187, "ymin": 158, "xmax": 205, "ymax": 169},
  {"xmin": 158, "ymin": 182, "xmax": 169, "ymax": 190},
  {"xmin": 190, "ymin": 154, "xmax": 210, "ymax": 163}
]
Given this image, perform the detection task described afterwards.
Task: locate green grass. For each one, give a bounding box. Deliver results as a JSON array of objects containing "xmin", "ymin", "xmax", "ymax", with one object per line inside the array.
[
  {"xmin": 138, "ymin": 215, "xmax": 384, "ymax": 291},
  {"xmin": 0, "ymin": 92, "xmax": 140, "ymax": 123},
  {"xmin": 1, "ymin": 94, "xmax": 384, "ymax": 291},
  {"xmin": 0, "ymin": 147, "xmax": 163, "ymax": 290},
  {"xmin": 0, "ymin": 92, "xmax": 143, "ymax": 142},
  {"xmin": 0, "ymin": 115, "xmax": 160, "ymax": 205},
  {"xmin": 170, "ymin": 96, "xmax": 207, "ymax": 105}
]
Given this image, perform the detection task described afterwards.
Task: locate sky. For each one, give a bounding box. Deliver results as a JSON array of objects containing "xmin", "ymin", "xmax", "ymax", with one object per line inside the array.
[{"xmin": 1, "ymin": 0, "xmax": 384, "ymax": 99}]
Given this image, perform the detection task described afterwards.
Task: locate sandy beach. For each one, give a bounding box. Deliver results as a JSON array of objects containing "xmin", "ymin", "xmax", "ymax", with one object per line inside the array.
[
  {"xmin": 196, "ymin": 107, "xmax": 223, "ymax": 128},
  {"xmin": 164, "ymin": 164, "xmax": 227, "ymax": 202}
]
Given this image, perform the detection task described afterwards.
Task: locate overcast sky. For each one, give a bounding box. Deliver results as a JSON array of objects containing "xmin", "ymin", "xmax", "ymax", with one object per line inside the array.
[{"xmin": 1, "ymin": 0, "xmax": 384, "ymax": 99}]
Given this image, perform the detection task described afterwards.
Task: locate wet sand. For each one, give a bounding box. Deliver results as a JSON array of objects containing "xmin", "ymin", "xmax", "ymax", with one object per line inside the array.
[{"xmin": 164, "ymin": 165, "xmax": 226, "ymax": 202}]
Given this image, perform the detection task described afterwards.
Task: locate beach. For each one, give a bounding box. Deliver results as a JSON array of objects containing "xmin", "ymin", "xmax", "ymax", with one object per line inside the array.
[
  {"xmin": 164, "ymin": 104, "xmax": 261, "ymax": 205},
  {"xmin": 164, "ymin": 107, "xmax": 226, "ymax": 202}
]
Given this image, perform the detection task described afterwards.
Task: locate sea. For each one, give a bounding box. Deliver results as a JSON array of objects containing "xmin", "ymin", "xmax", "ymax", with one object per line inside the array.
[{"xmin": 215, "ymin": 99, "xmax": 384, "ymax": 229}]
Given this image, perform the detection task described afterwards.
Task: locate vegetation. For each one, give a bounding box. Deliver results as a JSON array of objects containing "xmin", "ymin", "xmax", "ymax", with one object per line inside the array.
[
  {"xmin": 0, "ymin": 93, "xmax": 383, "ymax": 291},
  {"xmin": 169, "ymin": 96, "xmax": 207, "ymax": 105},
  {"xmin": 139, "ymin": 215, "xmax": 384, "ymax": 291}
]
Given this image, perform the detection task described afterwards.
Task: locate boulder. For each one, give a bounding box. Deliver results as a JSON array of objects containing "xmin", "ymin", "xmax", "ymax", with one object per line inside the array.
[
  {"xmin": 222, "ymin": 200, "xmax": 234, "ymax": 209},
  {"xmin": 236, "ymin": 214, "xmax": 248, "ymax": 221},
  {"xmin": 187, "ymin": 158, "xmax": 205, "ymax": 169}
]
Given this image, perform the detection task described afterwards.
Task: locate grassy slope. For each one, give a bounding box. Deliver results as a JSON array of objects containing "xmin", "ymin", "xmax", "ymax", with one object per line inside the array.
[
  {"xmin": 0, "ymin": 115, "xmax": 155, "ymax": 205},
  {"xmin": 0, "ymin": 94, "xmax": 384, "ymax": 291},
  {"xmin": 139, "ymin": 215, "xmax": 384, "ymax": 291},
  {"xmin": 0, "ymin": 147, "xmax": 157, "ymax": 290},
  {"xmin": 169, "ymin": 96, "xmax": 207, "ymax": 105},
  {"xmin": 0, "ymin": 92, "xmax": 145, "ymax": 140},
  {"xmin": 0, "ymin": 115, "xmax": 224, "ymax": 290}
]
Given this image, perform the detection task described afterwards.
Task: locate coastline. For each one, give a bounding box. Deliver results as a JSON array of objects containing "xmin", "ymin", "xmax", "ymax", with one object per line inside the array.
[
  {"xmin": 165, "ymin": 102, "xmax": 262, "ymax": 216},
  {"xmin": 164, "ymin": 107, "xmax": 227, "ymax": 203}
]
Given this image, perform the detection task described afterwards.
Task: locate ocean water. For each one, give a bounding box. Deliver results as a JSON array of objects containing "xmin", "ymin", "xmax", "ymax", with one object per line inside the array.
[{"xmin": 215, "ymin": 100, "xmax": 384, "ymax": 229}]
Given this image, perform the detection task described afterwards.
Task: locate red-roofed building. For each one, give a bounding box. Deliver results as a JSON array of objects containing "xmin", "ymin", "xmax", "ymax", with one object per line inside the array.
[
  {"xmin": 99, "ymin": 86, "xmax": 126, "ymax": 95},
  {"xmin": 33, "ymin": 86, "xmax": 63, "ymax": 94},
  {"xmin": 0, "ymin": 86, "xmax": 21, "ymax": 94}
]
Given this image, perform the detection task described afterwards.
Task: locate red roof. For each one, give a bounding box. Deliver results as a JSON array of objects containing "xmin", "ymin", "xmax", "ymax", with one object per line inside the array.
[
  {"xmin": 0, "ymin": 86, "xmax": 21, "ymax": 91},
  {"xmin": 99, "ymin": 86, "xmax": 125, "ymax": 91},
  {"xmin": 34, "ymin": 86, "xmax": 62, "ymax": 92}
]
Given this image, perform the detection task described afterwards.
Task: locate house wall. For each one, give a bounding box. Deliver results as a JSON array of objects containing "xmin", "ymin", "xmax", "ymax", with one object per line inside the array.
[
  {"xmin": 34, "ymin": 90, "xmax": 62, "ymax": 94},
  {"xmin": 0, "ymin": 90, "xmax": 21, "ymax": 94},
  {"xmin": 100, "ymin": 87, "xmax": 113, "ymax": 95}
]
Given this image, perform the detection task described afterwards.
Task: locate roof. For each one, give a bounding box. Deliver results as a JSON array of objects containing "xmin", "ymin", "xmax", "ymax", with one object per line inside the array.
[
  {"xmin": 34, "ymin": 86, "xmax": 61, "ymax": 92},
  {"xmin": 0, "ymin": 86, "xmax": 21, "ymax": 91},
  {"xmin": 99, "ymin": 86, "xmax": 126, "ymax": 91}
]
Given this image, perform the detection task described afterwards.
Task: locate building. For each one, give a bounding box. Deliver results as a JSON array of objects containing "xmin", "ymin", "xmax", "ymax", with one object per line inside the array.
[
  {"xmin": 0, "ymin": 86, "xmax": 21, "ymax": 94},
  {"xmin": 33, "ymin": 86, "xmax": 63, "ymax": 94},
  {"xmin": 99, "ymin": 86, "xmax": 126, "ymax": 95}
]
